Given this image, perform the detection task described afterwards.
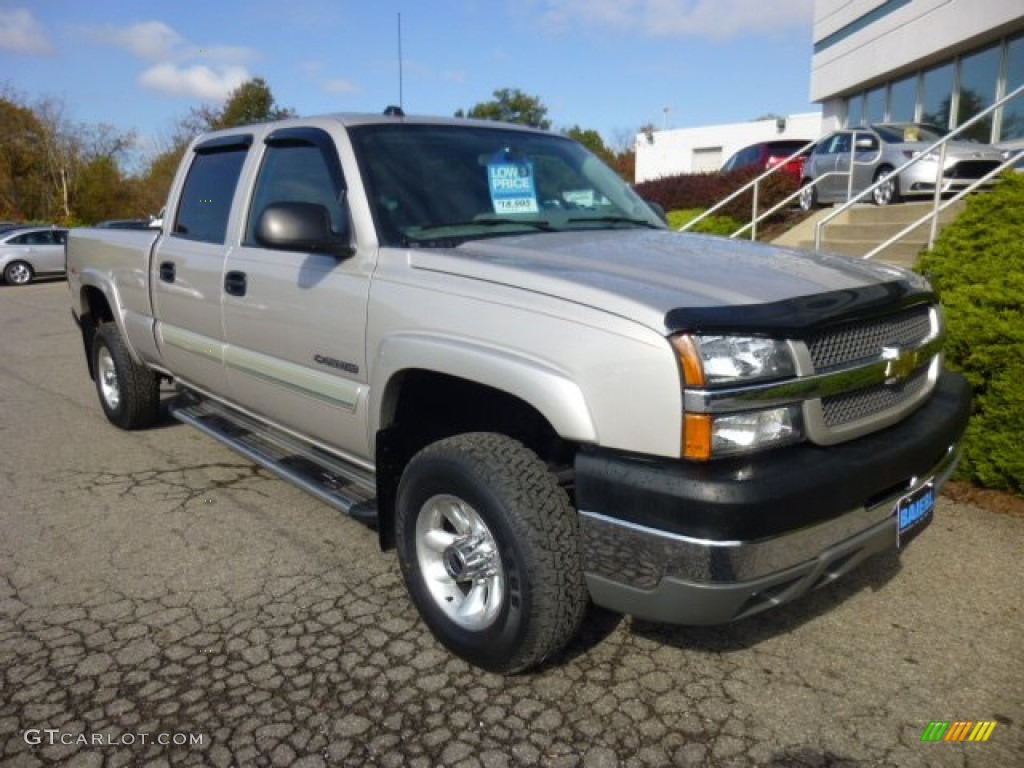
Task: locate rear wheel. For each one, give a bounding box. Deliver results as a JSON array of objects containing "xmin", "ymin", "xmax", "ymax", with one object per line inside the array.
[
  {"xmin": 872, "ymin": 166, "xmax": 901, "ymax": 206},
  {"xmin": 92, "ymin": 323, "xmax": 161, "ymax": 429},
  {"xmin": 3, "ymin": 260, "xmax": 33, "ymax": 285},
  {"xmin": 798, "ymin": 180, "xmax": 818, "ymax": 211},
  {"xmin": 395, "ymin": 432, "xmax": 587, "ymax": 673}
]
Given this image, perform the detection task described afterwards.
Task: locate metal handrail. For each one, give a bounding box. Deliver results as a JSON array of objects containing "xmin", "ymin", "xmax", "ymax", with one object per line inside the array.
[
  {"xmin": 814, "ymin": 83, "xmax": 1024, "ymax": 253},
  {"xmin": 860, "ymin": 148, "xmax": 1024, "ymax": 260},
  {"xmin": 729, "ymin": 147, "xmax": 881, "ymax": 239},
  {"xmin": 678, "ymin": 139, "xmax": 817, "ymax": 239}
]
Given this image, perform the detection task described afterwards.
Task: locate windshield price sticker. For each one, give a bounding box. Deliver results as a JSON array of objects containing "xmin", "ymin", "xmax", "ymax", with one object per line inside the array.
[{"xmin": 488, "ymin": 162, "xmax": 539, "ymax": 214}]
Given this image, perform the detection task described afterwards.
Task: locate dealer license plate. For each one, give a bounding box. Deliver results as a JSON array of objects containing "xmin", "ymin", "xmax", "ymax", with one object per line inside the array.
[{"xmin": 896, "ymin": 481, "xmax": 935, "ymax": 547}]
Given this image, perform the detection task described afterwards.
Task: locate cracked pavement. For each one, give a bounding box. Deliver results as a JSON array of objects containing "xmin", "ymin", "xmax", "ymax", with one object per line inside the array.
[{"xmin": 1, "ymin": 282, "xmax": 1021, "ymax": 767}]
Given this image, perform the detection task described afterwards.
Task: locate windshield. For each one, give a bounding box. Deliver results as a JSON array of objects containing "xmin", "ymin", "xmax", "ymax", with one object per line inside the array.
[
  {"xmin": 348, "ymin": 123, "xmax": 665, "ymax": 247},
  {"xmin": 872, "ymin": 123, "xmax": 947, "ymax": 144}
]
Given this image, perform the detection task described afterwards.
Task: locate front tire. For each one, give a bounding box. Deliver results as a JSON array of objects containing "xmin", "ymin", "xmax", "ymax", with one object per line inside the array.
[
  {"xmin": 3, "ymin": 260, "xmax": 34, "ymax": 285},
  {"xmin": 872, "ymin": 166, "xmax": 901, "ymax": 206},
  {"xmin": 798, "ymin": 179, "xmax": 818, "ymax": 211},
  {"xmin": 395, "ymin": 433, "xmax": 587, "ymax": 674},
  {"xmin": 92, "ymin": 323, "xmax": 161, "ymax": 429}
]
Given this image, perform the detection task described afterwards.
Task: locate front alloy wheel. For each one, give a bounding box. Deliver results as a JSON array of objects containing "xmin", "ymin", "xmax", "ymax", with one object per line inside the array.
[
  {"xmin": 872, "ymin": 167, "xmax": 900, "ymax": 206},
  {"xmin": 3, "ymin": 261, "xmax": 33, "ymax": 285},
  {"xmin": 415, "ymin": 493, "xmax": 505, "ymax": 631}
]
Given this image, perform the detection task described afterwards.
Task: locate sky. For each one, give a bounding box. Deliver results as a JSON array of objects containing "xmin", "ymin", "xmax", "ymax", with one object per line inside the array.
[{"xmin": 0, "ymin": 0, "xmax": 818, "ymax": 163}]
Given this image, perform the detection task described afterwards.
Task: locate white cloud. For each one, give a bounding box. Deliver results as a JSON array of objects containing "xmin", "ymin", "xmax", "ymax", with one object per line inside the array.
[
  {"xmin": 535, "ymin": 0, "xmax": 814, "ymax": 39},
  {"xmin": 324, "ymin": 78, "xmax": 359, "ymax": 95},
  {"xmin": 85, "ymin": 20, "xmax": 185, "ymax": 60},
  {"xmin": 139, "ymin": 63, "xmax": 250, "ymax": 100},
  {"xmin": 0, "ymin": 8, "xmax": 54, "ymax": 53},
  {"xmin": 83, "ymin": 20, "xmax": 257, "ymax": 63}
]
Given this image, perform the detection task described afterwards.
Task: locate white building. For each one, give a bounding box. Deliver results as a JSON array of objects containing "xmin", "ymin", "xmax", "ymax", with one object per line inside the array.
[
  {"xmin": 634, "ymin": 112, "xmax": 823, "ymax": 183},
  {"xmin": 636, "ymin": 1, "xmax": 1023, "ymax": 182},
  {"xmin": 812, "ymin": 0, "xmax": 1024, "ymax": 143}
]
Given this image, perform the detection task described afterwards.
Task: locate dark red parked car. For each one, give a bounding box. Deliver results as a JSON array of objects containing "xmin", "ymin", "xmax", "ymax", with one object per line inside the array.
[{"xmin": 721, "ymin": 140, "xmax": 813, "ymax": 181}]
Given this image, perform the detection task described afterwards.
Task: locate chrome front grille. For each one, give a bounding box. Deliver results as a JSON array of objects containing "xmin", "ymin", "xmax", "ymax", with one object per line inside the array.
[
  {"xmin": 822, "ymin": 366, "xmax": 931, "ymax": 427},
  {"xmin": 807, "ymin": 304, "xmax": 932, "ymax": 371},
  {"xmin": 801, "ymin": 302, "xmax": 939, "ymax": 443}
]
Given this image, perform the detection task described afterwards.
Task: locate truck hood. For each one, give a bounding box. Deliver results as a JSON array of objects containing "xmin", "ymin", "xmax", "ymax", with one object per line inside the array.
[{"xmin": 408, "ymin": 229, "xmax": 922, "ymax": 334}]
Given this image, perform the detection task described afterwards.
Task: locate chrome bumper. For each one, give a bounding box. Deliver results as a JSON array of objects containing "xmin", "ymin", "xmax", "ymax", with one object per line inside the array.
[{"xmin": 579, "ymin": 442, "xmax": 960, "ymax": 625}]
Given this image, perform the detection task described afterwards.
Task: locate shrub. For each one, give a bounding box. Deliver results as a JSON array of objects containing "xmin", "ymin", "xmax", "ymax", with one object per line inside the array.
[
  {"xmin": 635, "ymin": 167, "xmax": 797, "ymax": 223},
  {"xmin": 666, "ymin": 208, "xmax": 744, "ymax": 236},
  {"xmin": 916, "ymin": 174, "xmax": 1024, "ymax": 495}
]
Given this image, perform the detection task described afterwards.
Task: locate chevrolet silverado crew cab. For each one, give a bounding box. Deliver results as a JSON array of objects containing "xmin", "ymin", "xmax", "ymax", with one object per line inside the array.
[{"xmin": 67, "ymin": 111, "xmax": 970, "ymax": 673}]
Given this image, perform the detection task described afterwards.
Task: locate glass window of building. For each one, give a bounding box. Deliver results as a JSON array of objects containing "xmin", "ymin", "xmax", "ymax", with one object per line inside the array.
[
  {"xmin": 956, "ymin": 44, "xmax": 1000, "ymax": 142},
  {"xmin": 865, "ymin": 85, "xmax": 886, "ymax": 124},
  {"xmin": 921, "ymin": 61, "xmax": 955, "ymax": 129},
  {"xmin": 847, "ymin": 93, "xmax": 864, "ymax": 127},
  {"xmin": 889, "ymin": 75, "xmax": 918, "ymax": 123},
  {"xmin": 1001, "ymin": 35, "xmax": 1024, "ymax": 142}
]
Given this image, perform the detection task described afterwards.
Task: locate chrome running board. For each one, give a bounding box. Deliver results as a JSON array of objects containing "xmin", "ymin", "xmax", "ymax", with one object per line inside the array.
[{"xmin": 170, "ymin": 396, "xmax": 378, "ymax": 527}]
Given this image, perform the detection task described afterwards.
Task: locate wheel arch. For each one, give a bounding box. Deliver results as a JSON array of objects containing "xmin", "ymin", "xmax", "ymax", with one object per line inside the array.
[
  {"xmin": 76, "ymin": 284, "xmax": 117, "ymax": 381},
  {"xmin": 371, "ymin": 346, "xmax": 590, "ymax": 550}
]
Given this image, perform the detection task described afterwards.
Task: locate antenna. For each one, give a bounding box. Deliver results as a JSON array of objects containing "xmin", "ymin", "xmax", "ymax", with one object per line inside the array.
[{"xmin": 397, "ymin": 12, "xmax": 404, "ymax": 110}]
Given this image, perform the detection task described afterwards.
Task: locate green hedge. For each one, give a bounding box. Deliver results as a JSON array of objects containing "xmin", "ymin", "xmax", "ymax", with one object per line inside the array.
[
  {"xmin": 666, "ymin": 208, "xmax": 744, "ymax": 236},
  {"xmin": 916, "ymin": 174, "xmax": 1024, "ymax": 495},
  {"xmin": 636, "ymin": 167, "xmax": 797, "ymax": 222}
]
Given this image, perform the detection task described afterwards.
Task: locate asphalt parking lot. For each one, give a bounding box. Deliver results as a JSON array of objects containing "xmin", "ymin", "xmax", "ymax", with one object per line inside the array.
[{"xmin": 1, "ymin": 281, "xmax": 1021, "ymax": 768}]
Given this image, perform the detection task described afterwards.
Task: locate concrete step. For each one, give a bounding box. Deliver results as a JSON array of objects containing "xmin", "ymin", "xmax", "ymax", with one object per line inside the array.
[
  {"xmin": 837, "ymin": 200, "xmax": 965, "ymax": 226},
  {"xmin": 798, "ymin": 239, "xmax": 925, "ymax": 266},
  {"xmin": 825, "ymin": 219, "xmax": 938, "ymax": 241}
]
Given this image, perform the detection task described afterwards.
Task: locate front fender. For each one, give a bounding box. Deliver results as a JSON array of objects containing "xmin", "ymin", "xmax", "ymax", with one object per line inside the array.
[{"xmin": 369, "ymin": 332, "xmax": 598, "ymax": 444}]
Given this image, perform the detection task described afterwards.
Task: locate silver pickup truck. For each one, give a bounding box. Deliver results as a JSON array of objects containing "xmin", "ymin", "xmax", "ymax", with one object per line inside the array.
[{"xmin": 67, "ymin": 111, "xmax": 970, "ymax": 673}]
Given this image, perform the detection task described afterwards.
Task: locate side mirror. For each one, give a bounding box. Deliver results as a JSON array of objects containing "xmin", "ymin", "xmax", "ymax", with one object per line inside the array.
[
  {"xmin": 645, "ymin": 199, "xmax": 668, "ymax": 224},
  {"xmin": 255, "ymin": 201, "xmax": 354, "ymax": 257}
]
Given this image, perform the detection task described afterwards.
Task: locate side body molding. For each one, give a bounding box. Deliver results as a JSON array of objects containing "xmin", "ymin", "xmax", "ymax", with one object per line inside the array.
[{"xmin": 370, "ymin": 332, "xmax": 598, "ymax": 444}]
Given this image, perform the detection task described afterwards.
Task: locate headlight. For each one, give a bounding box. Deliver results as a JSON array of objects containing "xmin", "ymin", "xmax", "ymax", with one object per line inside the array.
[
  {"xmin": 672, "ymin": 334, "xmax": 795, "ymax": 386},
  {"xmin": 672, "ymin": 334, "xmax": 803, "ymax": 460}
]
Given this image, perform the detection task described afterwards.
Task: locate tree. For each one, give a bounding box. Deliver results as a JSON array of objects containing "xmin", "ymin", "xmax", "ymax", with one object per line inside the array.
[
  {"xmin": 132, "ymin": 77, "xmax": 294, "ymax": 218},
  {"xmin": 456, "ymin": 88, "xmax": 551, "ymax": 129},
  {"xmin": 0, "ymin": 92, "xmax": 49, "ymax": 220},
  {"xmin": 34, "ymin": 96, "xmax": 83, "ymax": 222},
  {"xmin": 192, "ymin": 77, "xmax": 295, "ymax": 132},
  {"xmin": 562, "ymin": 125, "xmax": 616, "ymax": 167}
]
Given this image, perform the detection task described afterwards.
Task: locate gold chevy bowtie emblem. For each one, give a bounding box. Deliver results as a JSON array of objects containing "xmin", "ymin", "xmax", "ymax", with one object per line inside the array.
[{"xmin": 881, "ymin": 346, "xmax": 919, "ymax": 384}]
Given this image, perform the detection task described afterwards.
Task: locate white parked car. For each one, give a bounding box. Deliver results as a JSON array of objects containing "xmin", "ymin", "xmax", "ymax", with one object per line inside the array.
[{"xmin": 800, "ymin": 123, "xmax": 1005, "ymax": 209}]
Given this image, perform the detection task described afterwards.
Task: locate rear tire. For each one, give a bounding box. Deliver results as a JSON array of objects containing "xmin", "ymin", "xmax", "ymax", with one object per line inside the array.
[
  {"xmin": 92, "ymin": 323, "xmax": 161, "ymax": 429},
  {"xmin": 3, "ymin": 260, "xmax": 34, "ymax": 285},
  {"xmin": 872, "ymin": 166, "xmax": 901, "ymax": 206},
  {"xmin": 395, "ymin": 432, "xmax": 587, "ymax": 673}
]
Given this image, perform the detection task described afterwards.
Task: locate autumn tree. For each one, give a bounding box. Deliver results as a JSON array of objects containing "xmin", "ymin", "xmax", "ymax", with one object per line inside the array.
[
  {"xmin": 135, "ymin": 77, "xmax": 295, "ymax": 214},
  {"xmin": 0, "ymin": 93, "xmax": 49, "ymax": 220},
  {"xmin": 456, "ymin": 88, "xmax": 551, "ymax": 129},
  {"xmin": 563, "ymin": 125, "xmax": 616, "ymax": 167}
]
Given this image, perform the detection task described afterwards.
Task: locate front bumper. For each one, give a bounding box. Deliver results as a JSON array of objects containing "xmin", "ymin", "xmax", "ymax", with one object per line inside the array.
[{"xmin": 575, "ymin": 370, "xmax": 970, "ymax": 625}]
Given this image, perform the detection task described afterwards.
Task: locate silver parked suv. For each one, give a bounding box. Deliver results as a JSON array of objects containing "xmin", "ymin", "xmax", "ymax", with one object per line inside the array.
[{"xmin": 799, "ymin": 123, "xmax": 1005, "ymax": 209}]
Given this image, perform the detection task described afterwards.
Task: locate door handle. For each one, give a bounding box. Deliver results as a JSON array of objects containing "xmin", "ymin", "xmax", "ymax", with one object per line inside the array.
[
  {"xmin": 224, "ymin": 270, "xmax": 247, "ymax": 297},
  {"xmin": 159, "ymin": 261, "xmax": 175, "ymax": 282}
]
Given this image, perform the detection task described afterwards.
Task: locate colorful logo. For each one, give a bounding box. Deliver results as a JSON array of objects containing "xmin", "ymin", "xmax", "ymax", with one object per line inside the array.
[{"xmin": 920, "ymin": 720, "xmax": 997, "ymax": 742}]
